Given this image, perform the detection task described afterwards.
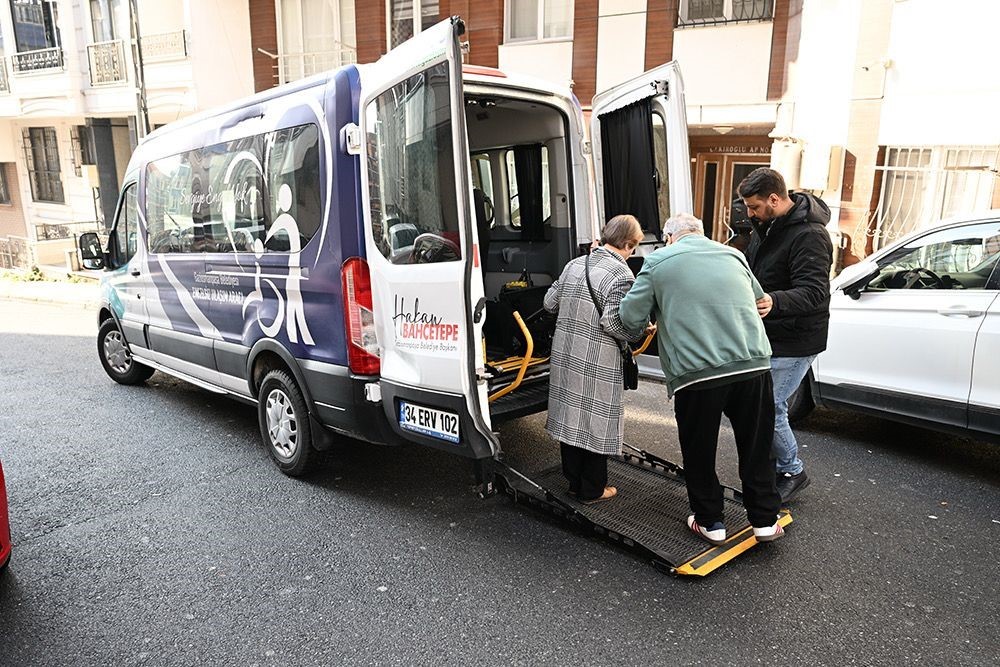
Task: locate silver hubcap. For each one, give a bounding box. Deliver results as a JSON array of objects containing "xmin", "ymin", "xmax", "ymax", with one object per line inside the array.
[
  {"xmin": 104, "ymin": 330, "xmax": 132, "ymax": 374},
  {"xmin": 266, "ymin": 389, "xmax": 298, "ymax": 460}
]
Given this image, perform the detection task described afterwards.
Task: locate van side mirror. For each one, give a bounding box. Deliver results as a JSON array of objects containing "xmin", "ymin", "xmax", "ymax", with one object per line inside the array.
[
  {"xmin": 78, "ymin": 232, "xmax": 105, "ymax": 270},
  {"xmin": 842, "ymin": 265, "xmax": 880, "ymax": 300}
]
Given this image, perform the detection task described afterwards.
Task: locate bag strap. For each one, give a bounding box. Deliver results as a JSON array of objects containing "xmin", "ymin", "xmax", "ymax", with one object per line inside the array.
[
  {"xmin": 584, "ymin": 251, "xmax": 603, "ymax": 316},
  {"xmin": 585, "ymin": 251, "xmax": 631, "ymax": 356}
]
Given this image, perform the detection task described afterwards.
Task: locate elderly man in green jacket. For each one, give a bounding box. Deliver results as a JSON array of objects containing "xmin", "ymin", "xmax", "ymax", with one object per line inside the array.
[{"xmin": 619, "ymin": 213, "xmax": 784, "ymax": 545}]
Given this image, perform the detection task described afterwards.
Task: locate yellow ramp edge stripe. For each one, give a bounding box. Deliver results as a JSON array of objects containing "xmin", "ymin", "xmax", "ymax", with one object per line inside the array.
[{"xmin": 674, "ymin": 511, "xmax": 793, "ymax": 577}]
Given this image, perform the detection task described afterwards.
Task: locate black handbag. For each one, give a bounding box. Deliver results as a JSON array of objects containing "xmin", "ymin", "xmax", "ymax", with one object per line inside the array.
[{"xmin": 585, "ymin": 252, "xmax": 639, "ymax": 391}]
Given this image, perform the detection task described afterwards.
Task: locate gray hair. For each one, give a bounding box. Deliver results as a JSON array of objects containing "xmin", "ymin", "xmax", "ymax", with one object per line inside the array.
[
  {"xmin": 601, "ymin": 214, "xmax": 643, "ymax": 248},
  {"xmin": 662, "ymin": 213, "xmax": 704, "ymax": 240}
]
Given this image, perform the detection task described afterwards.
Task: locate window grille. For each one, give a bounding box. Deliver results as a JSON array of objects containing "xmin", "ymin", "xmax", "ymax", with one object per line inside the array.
[{"xmin": 22, "ymin": 126, "xmax": 64, "ymax": 203}]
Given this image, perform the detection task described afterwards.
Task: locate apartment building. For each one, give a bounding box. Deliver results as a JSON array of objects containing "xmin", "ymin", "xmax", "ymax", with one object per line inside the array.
[
  {"xmin": 2, "ymin": 1, "xmax": 996, "ymax": 272},
  {"xmin": 248, "ymin": 0, "xmax": 999, "ymax": 268},
  {"xmin": 0, "ymin": 0, "xmax": 254, "ymax": 269}
]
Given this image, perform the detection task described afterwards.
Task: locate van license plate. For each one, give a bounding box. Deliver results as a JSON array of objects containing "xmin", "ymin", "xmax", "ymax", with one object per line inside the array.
[{"xmin": 398, "ymin": 401, "xmax": 460, "ymax": 444}]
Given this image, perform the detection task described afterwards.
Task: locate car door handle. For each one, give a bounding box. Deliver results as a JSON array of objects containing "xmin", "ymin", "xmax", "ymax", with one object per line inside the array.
[
  {"xmin": 130, "ymin": 268, "xmax": 141, "ymax": 277},
  {"xmin": 937, "ymin": 307, "xmax": 983, "ymax": 317}
]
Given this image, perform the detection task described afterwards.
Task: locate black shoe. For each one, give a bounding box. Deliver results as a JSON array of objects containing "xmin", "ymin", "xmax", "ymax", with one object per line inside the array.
[{"xmin": 776, "ymin": 471, "xmax": 810, "ymax": 503}]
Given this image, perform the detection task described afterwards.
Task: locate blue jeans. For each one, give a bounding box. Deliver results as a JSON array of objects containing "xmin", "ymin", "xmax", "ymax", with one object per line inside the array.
[{"xmin": 769, "ymin": 355, "xmax": 815, "ymax": 475}]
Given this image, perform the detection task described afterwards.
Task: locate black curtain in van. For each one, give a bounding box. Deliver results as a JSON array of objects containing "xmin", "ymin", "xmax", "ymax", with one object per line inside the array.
[
  {"xmin": 599, "ymin": 99, "xmax": 659, "ymax": 233},
  {"xmin": 513, "ymin": 144, "xmax": 545, "ymax": 241}
]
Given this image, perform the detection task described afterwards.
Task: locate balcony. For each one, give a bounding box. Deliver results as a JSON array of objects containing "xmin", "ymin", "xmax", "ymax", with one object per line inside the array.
[
  {"xmin": 142, "ymin": 30, "xmax": 188, "ymax": 62},
  {"xmin": 88, "ymin": 39, "xmax": 128, "ymax": 86},
  {"xmin": 257, "ymin": 44, "xmax": 357, "ymax": 86},
  {"xmin": 11, "ymin": 47, "xmax": 64, "ymax": 75},
  {"xmin": 677, "ymin": 0, "xmax": 774, "ymax": 27}
]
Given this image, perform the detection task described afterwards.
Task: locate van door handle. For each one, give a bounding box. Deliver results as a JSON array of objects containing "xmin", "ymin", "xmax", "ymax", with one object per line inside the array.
[
  {"xmin": 937, "ymin": 306, "xmax": 983, "ymax": 317},
  {"xmin": 130, "ymin": 268, "xmax": 141, "ymax": 277}
]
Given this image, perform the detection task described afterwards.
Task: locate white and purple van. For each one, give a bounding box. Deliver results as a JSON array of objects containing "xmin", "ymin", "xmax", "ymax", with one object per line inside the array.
[{"xmin": 80, "ymin": 18, "xmax": 692, "ymax": 481}]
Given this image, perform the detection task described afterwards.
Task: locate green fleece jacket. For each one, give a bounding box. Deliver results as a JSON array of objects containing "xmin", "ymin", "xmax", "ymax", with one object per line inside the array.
[{"xmin": 618, "ymin": 234, "xmax": 772, "ymax": 396}]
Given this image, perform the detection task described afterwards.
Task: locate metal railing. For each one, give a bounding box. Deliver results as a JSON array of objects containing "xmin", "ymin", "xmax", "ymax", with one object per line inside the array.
[
  {"xmin": 258, "ymin": 45, "xmax": 357, "ymax": 85},
  {"xmin": 847, "ymin": 145, "xmax": 1000, "ymax": 257},
  {"xmin": 0, "ymin": 236, "xmax": 31, "ymax": 270},
  {"xmin": 677, "ymin": 0, "xmax": 774, "ymax": 27},
  {"xmin": 35, "ymin": 221, "xmax": 103, "ymax": 242},
  {"xmin": 11, "ymin": 47, "xmax": 64, "ymax": 74},
  {"xmin": 88, "ymin": 39, "xmax": 128, "ymax": 86},
  {"xmin": 142, "ymin": 30, "xmax": 188, "ymax": 62}
]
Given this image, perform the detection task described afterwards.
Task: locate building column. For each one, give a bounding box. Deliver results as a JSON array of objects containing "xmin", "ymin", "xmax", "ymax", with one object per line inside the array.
[{"xmin": 88, "ymin": 119, "xmax": 119, "ymax": 229}]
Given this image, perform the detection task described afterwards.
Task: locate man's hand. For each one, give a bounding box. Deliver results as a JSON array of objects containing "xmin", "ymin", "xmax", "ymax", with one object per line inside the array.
[
  {"xmin": 644, "ymin": 323, "xmax": 658, "ymax": 337},
  {"xmin": 756, "ymin": 293, "xmax": 773, "ymax": 318}
]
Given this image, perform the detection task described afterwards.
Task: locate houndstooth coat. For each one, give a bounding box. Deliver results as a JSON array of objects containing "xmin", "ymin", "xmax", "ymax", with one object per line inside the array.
[{"xmin": 544, "ymin": 247, "xmax": 647, "ymax": 455}]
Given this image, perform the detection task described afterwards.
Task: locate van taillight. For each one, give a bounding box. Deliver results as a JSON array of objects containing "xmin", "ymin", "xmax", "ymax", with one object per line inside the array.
[{"xmin": 341, "ymin": 257, "xmax": 380, "ymax": 375}]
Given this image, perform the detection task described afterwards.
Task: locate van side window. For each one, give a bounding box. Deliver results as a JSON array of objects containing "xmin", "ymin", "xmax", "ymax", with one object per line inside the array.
[
  {"xmin": 504, "ymin": 145, "xmax": 550, "ymax": 231},
  {"xmin": 365, "ymin": 61, "xmax": 463, "ymax": 264},
  {"xmin": 145, "ymin": 124, "xmax": 321, "ymax": 254},
  {"xmin": 111, "ymin": 183, "xmax": 137, "ymax": 267},
  {"xmin": 264, "ymin": 125, "xmax": 321, "ymax": 252}
]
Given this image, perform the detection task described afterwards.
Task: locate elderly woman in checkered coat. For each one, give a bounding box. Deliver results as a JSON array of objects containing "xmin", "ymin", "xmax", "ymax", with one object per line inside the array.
[{"xmin": 543, "ymin": 215, "xmax": 652, "ymax": 503}]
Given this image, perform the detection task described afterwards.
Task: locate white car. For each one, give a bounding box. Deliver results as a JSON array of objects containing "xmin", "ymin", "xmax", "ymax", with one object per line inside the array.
[{"xmin": 791, "ymin": 212, "xmax": 1000, "ymax": 442}]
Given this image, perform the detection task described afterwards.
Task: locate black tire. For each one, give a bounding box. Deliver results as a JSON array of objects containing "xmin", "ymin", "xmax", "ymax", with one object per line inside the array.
[
  {"xmin": 257, "ymin": 369, "xmax": 316, "ymax": 477},
  {"xmin": 97, "ymin": 318, "xmax": 155, "ymax": 385},
  {"xmin": 787, "ymin": 374, "xmax": 816, "ymax": 424}
]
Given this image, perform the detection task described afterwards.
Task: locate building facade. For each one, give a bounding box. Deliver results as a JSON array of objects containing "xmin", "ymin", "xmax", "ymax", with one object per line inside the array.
[
  {"xmin": 0, "ymin": 0, "xmax": 255, "ymax": 269},
  {"xmin": 2, "ymin": 0, "xmax": 997, "ymax": 273}
]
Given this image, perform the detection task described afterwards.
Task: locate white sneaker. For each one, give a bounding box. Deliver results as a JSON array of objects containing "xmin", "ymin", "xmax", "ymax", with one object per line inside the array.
[
  {"xmin": 752, "ymin": 521, "xmax": 785, "ymax": 542},
  {"xmin": 686, "ymin": 515, "xmax": 727, "ymax": 545}
]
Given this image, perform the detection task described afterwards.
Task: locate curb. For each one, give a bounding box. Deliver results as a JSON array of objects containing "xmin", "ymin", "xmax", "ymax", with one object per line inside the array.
[{"xmin": 0, "ymin": 282, "xmax": 100, "ymax": 309}]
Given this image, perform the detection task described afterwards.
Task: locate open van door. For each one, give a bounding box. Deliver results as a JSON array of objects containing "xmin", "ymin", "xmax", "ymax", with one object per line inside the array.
[
  {"xmin": 590, "ymin": 62, "xmax": 693, "ymax": 237},
  {"xmin": 589, "ymin": 62, "xmax": 692, "ymax": 379},
  {"xmin": 356, "ymin": 18, "xmax": 494, "ymax": 459}
]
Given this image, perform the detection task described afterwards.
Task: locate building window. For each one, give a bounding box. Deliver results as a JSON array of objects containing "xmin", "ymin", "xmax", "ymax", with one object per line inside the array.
[
  {"xmin": 10, "ymin": 0, "xmax": 61, "ymax": 51},
  {"xmin": 0, "ymin": 164, "xmax": 10, "ymax": 204},
  {"xmin": 677, "ymin": 0, "xmax": 774, "ymax": 27},
  {"xmin": 22, "ymin": 126, "xmax": 64, "ymax": 204},
  {"xmin": 388, "ymin": 0, "xmax": 439, "ymax": 50},
  {"xmin": 70, "ymin": 125, "xmax": 98, "ymax": 176},
  {"xmin": 89, "ymin": 0, "xmax": 121, "ymax": 42},
  {"xmin": 870, "ymin": 146, "xmax": 1000, "ymax": 251},
  {"xmin": 277, "ymin": 0, "xmax": 357, "ymax": 84},
  {"xmin": 506, "ymin": 0, "xmax": 572, "ymax": 43}
]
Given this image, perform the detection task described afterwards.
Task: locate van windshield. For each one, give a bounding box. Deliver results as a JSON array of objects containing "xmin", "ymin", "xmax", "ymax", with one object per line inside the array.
[{"xmin": 365, "ymin": 61, "xmax": 462, "ymax": 264}]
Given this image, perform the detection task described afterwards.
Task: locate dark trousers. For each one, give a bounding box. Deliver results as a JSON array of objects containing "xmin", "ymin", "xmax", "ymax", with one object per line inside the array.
[
  {"xmin": 674, "ymin": 372, "xmax": 780, "ymax": 528},
  {"xmin": 560, "ymin": 443, "xmax": 608, "ymax": 500}
]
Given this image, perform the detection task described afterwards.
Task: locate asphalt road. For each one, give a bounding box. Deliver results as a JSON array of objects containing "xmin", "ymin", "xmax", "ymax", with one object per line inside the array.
[{"xmin": 0, "ymin": 299, "xmax": 998, "ymax": 666}]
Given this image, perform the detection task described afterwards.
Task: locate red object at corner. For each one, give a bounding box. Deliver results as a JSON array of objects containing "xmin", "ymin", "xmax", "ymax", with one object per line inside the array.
[{"xmin": 0, "ymin": 458, "xmax": 10, "ymax": 570}]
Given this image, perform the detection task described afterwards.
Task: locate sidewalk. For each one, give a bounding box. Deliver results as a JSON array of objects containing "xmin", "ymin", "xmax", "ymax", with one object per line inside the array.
[{"xmin": 0, "ymin": 278, "xmax": 100, "ymax": 309}]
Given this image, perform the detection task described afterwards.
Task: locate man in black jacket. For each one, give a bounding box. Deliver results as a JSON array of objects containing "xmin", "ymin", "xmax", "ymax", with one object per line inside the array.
[{"xmin": 738, "ymin": 168, "xmax": 833, "ymax": 502}]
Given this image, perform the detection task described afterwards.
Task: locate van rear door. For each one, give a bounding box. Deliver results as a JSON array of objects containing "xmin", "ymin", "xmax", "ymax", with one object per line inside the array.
[
  {"xmin": 590, "ymin": 62, "xmax": 693, "ymax": 235},
  {"xmin": 356, "ymin": 18, "xmax": 494, "ymax": 458}
]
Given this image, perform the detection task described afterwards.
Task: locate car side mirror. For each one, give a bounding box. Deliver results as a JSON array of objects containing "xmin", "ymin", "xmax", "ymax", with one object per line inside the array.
[
  {"xmin": 78, "ymin": 232, "xmax": 105, "ymax": 270},
  {"xmin": 842, "ymin": 265, "xmax": 880, "ymax": 300}
]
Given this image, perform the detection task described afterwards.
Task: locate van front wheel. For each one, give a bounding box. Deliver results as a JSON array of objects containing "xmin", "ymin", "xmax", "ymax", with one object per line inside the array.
[
  {"xmin": 257, "ymin": 369, "xmax": 315, "ymax": 477},
  {"xmin": 98, "ymin": 318, "xmax": 154, "ymax": 385}
]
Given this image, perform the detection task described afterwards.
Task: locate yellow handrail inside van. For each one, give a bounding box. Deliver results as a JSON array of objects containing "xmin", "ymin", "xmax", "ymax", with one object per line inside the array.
[
  {"xmin": 488, "ymin": 311, "xmax": 533, "ymax": 402},
  {"xmin": 633, "ymin": 332, "xmax": 654, "ymax": 357}
]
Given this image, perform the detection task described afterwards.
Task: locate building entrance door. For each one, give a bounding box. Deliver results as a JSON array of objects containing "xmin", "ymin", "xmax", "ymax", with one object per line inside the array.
[{"xmin": 693, "ymin": 152, "xmax": 770, "ymax": 243}]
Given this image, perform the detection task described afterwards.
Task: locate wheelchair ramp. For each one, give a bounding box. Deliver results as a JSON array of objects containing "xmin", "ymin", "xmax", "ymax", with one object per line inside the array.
[{"xmin": 498, "ymin": 451, "xmax": 792, "ymax": 576}]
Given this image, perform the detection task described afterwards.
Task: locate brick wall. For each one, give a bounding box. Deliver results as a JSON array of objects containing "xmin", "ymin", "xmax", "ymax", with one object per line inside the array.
[
  {"xmin": 356, "ymin": 1, "xmax": 388, "ymax": 64},
  {"xmin": 644, "ymin": 0, "xmax": 677, "ymax": 70},
  {"xmin": 248, "ymin": 0, "xmax": 279, "ymax": 92}
]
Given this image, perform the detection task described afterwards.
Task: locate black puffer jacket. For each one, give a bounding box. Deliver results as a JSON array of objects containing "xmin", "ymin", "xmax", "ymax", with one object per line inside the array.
[{"xmin": 746, "ymin": 192, "xmax": 834, "ymax": 357}]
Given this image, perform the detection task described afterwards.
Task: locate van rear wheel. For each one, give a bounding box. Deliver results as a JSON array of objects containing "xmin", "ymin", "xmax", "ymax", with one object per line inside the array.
[
  {"xmin": 98, "ymin": 318, "xmax": 154, "ymax": 385},
  {"xmin": 257, "ymin": 369, "xmax": 316, "ymax": 477}
]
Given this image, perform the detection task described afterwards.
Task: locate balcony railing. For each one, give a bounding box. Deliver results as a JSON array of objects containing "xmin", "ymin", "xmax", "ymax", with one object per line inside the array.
[
  {"xmin": 677, "ymin": 0, "xmax": 774, "ymax": 27},
  {"xmin": 88, "ymin": 39, "xmax": 128, "ymax": 86},
  {"xmin": 142, "ymin": 30, "xmax": 188, "ymax": 62},
  {"xmin": 259, "ymin": 45, "xmax": 357, "ymax": 85},
  {"xmin": 11, "ymin": 47, "xmax": 64, "ymax": 74}
]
